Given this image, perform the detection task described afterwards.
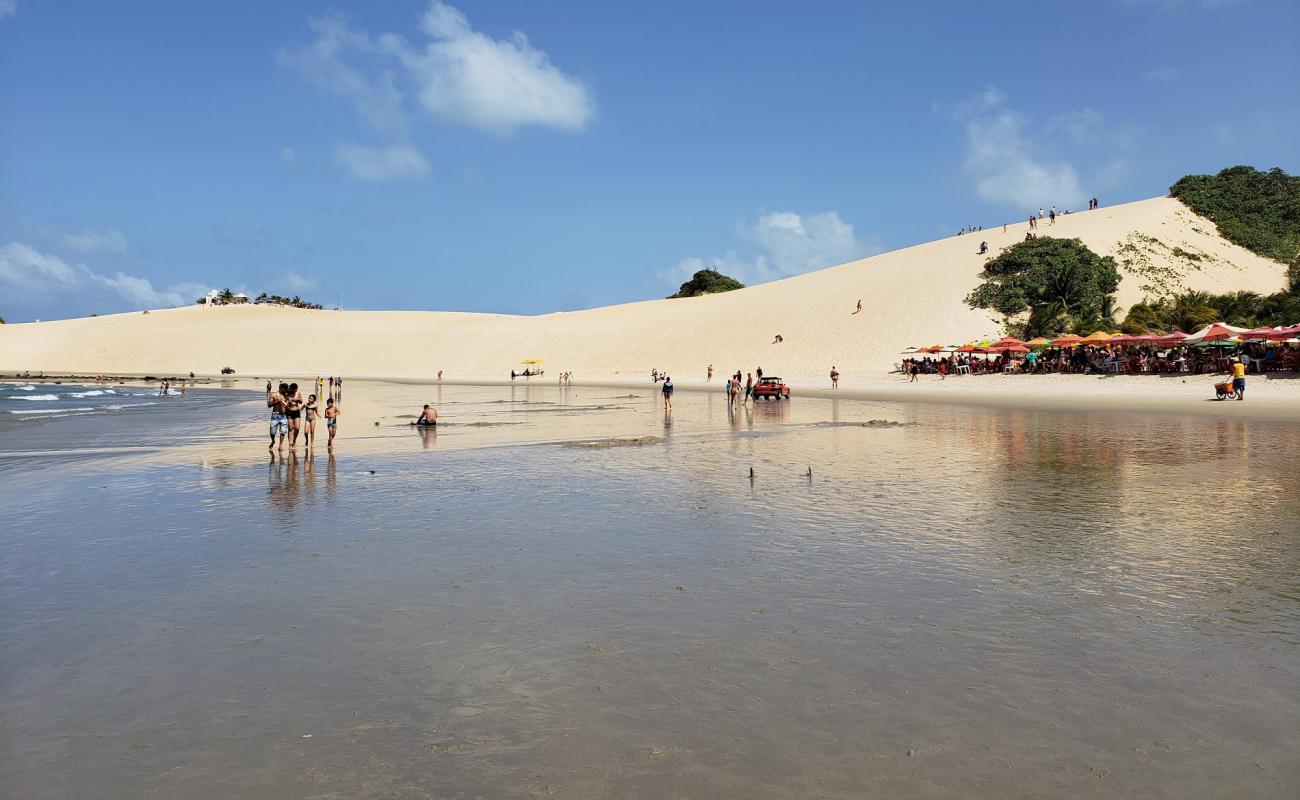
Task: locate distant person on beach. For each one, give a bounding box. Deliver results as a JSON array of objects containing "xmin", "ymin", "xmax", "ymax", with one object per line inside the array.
[
  {"xmin": 908, "ymin": 362, "xmax": 919, "ymax": 383},
  {"xmin": 266, "ymin": 380, "xmax": 272, "ymax": 397},
  {"xmin": 411, "ymin": 404, "xmax": 438, "ymax": 426},
  {"xmin": 159, "ymin": 380, "xmax": 168, "ymax": 397},
  {"xmin": 978, "ymin": 241, "xmax": 988, "ymax": 254},
  {"xmin": 662, "ymin": 375, "xmax": 673, "ymax": 411},
  {"xmin": 724, "ymin": 377, "xmax": 732, "ymax": 401},
  {"xmin": 268, "ymin": 382, "xmax": 289, "ymax": 451},
  {"xmin": 437, "ymin": 370, "xmax": 443, "ymax": 381},
  {"xmin": 744, "ymin": 372, "xmax": 754, "ymax": 404},
  {"xmin": 707, "ymin": 364, "xmax": 713, "ymax": 381},
  {"xmin": 325, "ymin": 397, "xmax": 339, "ymax": 448},
  {"xmin": 772, "ymin": 334, "xmax": 783, "ymax": 344},
  {"xmin": 1230, "ymin": 357, "xmax": 1247, "ymax": 400},
  {"xmin": 304, "ymin": 394, "xmax": 319, "ymax": 448},
  {"xmin": 756, "ymin": 366, "xmax": 763, "ymax": 381},
  {"xmin": 830, "ymin": 367, "xmax": 839, "ymax": 388},
  {"xmin": 854, "ymin": 299, "xmax": 862, "ymax": 314},
  {"xmin": 286, "ymin": 383, "xmax": 304, "ymax": 448}
]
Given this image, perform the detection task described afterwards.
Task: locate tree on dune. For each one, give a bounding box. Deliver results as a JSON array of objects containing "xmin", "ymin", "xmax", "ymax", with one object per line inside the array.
[
  {"xmin": 668, "ymin": 269, "xmax": 745, "ymax": 299},
  {"xmin": 965, "ymin": 237, "xmax": 1120, "ymax": 337}
]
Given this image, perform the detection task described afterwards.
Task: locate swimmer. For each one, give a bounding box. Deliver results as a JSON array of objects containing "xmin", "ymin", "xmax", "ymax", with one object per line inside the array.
[{"xmin": 410, "ymin": 404, "xmax": 438, "ymax": 426}]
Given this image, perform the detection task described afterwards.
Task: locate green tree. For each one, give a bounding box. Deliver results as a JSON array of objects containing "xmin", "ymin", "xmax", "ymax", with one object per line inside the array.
[
  {"xmin": 1170, "ymin": 166, "xmax": 1300, "ymax": 264},
  {"xmin": 965, "ymin": 237, "xmax": 1120, "ymax": 336},
  {"xmin": 668, "ymin": 268, "xmax": 745, "ymax": 299}
]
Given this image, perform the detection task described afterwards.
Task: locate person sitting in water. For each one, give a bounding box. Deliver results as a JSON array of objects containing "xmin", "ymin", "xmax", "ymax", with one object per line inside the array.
[{"xmin": 410, "ymin": 404, "xmax": 438, "ymax": 426}]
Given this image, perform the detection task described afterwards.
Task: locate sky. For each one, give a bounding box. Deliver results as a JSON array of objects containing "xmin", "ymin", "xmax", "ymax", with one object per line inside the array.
[{"xmin": 1, "ymin": 0, "xmax": 1297, "ymax": 322}]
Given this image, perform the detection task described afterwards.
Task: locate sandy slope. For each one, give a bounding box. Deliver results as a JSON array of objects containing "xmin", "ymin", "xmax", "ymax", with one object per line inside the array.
[{"xmin": 0, "ymin": 197, "xmax": 1287, "ymax": 383}]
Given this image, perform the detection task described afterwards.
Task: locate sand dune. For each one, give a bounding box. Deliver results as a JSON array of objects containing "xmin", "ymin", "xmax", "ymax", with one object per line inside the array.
[{"xmin": 0, "ymin": 197, "xmax": 1287, "ymax": 382}]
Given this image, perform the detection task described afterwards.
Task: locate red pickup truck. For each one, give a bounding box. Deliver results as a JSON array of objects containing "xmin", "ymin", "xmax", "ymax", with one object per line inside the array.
[{"xmin": 751, "ymin": 376, "xmax": 791, "ymax": 400}]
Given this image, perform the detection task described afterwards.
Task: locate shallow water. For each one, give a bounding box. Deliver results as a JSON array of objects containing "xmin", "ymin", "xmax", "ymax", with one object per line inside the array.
[{"xmin": 1, "ymin": 382, "xmax": 1297, "ymax": 798}]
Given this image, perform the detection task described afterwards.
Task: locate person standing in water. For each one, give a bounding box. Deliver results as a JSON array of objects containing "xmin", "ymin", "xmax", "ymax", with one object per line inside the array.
[
  {"xmin": 830, "ymin": 366, "xmax": 839, "ymax": 388},
  {"xmin": 744, "ymin": 372, "xmax": 754, "ymax": 405},
  {"xmin": 285, "ymin": 383, "xmax": 303, "ymax": 449},
  {"xmin": 324, "ymin": 397, "xmax": 340, "ymax": 449},
  {"xmin": 268, "ymin": 382, "xmax": 289, "ymax": 451},
  {"xmin": 661, "ymin": 375, "xmax": 674, "ymax": 412},
  {"xmin": 707, "ymin": 364, "xmax": 713, "ymax": 382},
  {"xmin": 304, "ymin": 394, "xmax": 319, "ymax": 449}
]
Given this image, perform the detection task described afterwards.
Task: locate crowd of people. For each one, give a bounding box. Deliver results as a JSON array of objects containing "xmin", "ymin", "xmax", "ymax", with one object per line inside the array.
[{"xmin": 266, "ymin": 376, "xmax": 341, "ymax": 452}]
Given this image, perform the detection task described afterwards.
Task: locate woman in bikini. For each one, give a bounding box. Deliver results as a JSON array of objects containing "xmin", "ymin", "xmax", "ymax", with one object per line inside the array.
[
  {"xmin": 303, "ymin": 394, "xmax": 319, "ymax": 449},
  {"xmin": 285, "ymin": 383, "xmax": 303, "ymax": 448}
]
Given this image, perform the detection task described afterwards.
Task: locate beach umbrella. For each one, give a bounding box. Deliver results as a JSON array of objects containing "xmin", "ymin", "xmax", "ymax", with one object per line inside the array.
[
  {"xmin": 1000, "ymin": 344, "xmax": 1030, "ymax": 354},
  {"xmin": 1079, "ymin": 331, "xmax": 1115, "ymax": 344},
  {"xmin": 992, "ymin": 336, "xmax": 1025, "ymax": 347},
  {"xmin": 1052, "ymin": 334, "xmax": 1084, "ymax": 347},
  {"xmin": 1025, "ymin": 336, "xmax": 1052, "ymax": 347},
  {"xmin": 1267, "ymin": 324, "xmax": 1300, "ymax": 341},
  {"xmin": 1183, "ymin": 322, "xmax": 1250, "ymax": 344},
  {"xmin": 1153, "ymin": 331, "xmax": 1189, "ymax": 347}
]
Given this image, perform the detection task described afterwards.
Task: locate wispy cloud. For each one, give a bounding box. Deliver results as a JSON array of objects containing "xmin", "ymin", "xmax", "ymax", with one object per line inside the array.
[
  {"xmin": 950, "ymin": 85, "xmax": 1086, "ymax": 209},
  {"xmin": 0, "ymin": 1, "xmax": 16, "ymax": 22},
  {"xmin": 1144, "ymin": 65, "xmax": 1180, "ymax": 81},
  {"xmin": 281, "ymin": 146, "xmax": 298, "ymax": 164},
  {"xmin": 23, "ymin": 221, "xmax": 131, "ymax": 255},
  {"xmin": 281, "ymin": 2, "xmax": 594, "ymax": 180},
  {"xmin": 0, "ymin": 242, "xmax": 209, "ymax": 309},
  {"xmin": 282, "ymin": 271, "xmax": 318, "ymax": 293},
  {"xmin": 335, "ymin": 143, "xmax": 430, "ymax": 182},
  {"xmin": 213, "ymin": 224, "xmax": 272, "ymax": 246},
  {"xmin": 659, "ymin": 211, "xmax": 877, "ymax": 287}
]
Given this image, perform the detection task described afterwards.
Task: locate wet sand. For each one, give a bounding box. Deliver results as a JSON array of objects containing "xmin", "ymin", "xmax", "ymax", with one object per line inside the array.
[{"xmin": 1, "ymin": 382, "xmax": 1297, "ymax": 798}]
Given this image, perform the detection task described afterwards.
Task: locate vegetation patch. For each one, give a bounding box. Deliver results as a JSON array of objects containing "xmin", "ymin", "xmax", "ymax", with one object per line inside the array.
[
  {"xmin": 668, "ymin": 269, "xmax": 744, "ymax": 299},
  {"xmin": 1170, "ymin": 166, "xmax": 1300, "ymax": 264},
  {"xmin": 965, "ymin": 237, "xmax": 1120, "ymax": 337}
]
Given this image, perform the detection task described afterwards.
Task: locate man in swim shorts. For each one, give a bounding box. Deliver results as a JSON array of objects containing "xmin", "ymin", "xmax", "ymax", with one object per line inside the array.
[
  {"xmin": 661, "ymin": 375, "xmax": 674, "ymax": 412},
  {"xmin": 411, "ymin": 404, "xmax": 438, "ymax": 426},
  {"xmin": 268, "ymin": 382, "xmax": 289, "ymax": 451}
]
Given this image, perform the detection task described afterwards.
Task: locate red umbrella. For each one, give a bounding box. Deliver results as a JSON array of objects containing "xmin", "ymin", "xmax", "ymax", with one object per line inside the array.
[
  {"xmin": 1185, "ymin": 322, "xmax": 1250, "ymax": 344},
  {"xmin": 1000, "ymin": 345, "xmax": 1030, "ymax": 354},
  {"xmin": 1267, "ymin": 324, "xmax": 1300, "ymax": 341},
  {"xmin": 1154, "ymin": 331, "xmax": 1188, "ymax": 347},
  {"xmin": 992, "ymin": 336, "xmax": 1025, "ymax": 347}
]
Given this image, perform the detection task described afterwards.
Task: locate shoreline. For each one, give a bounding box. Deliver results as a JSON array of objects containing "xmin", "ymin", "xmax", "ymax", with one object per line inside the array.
[{"xmin": 6, "ymin": 371, "xmax": 1295, "ymax": 422}]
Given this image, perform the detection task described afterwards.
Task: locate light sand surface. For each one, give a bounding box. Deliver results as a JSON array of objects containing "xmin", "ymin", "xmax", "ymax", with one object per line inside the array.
[{"xmin": 0, "ymin": 197, "xmax": 1288, "ymax": 388}]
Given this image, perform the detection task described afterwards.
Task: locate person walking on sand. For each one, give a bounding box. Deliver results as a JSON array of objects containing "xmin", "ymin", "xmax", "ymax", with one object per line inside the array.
[
  {"xmin": 707, "ymin": 364, "xmax": 713, "ymax": 382},
  {"xmin": 908, "ymin": 362, "xmax": 919, "ymax": 383},
  {"xmin": 853, "ymin": 299, "xmax": 862, "ymax": 314},
  {"xmin": 830, "ymin": 366, "xmax": 839, "ymax": 389},
  {"xmin": 1230, "ymin": 357, "xmax": 1247, "ymax": 400},
  {"xmin": 744, "ymin": 372, "xmax": 754, "ymax": 405},
  {"xmin": 662, "ymin": 375, "xmax": 674, "ymax": 412},
  {"xmin": 266, "ymin": 379, "xmax": 272, "ymax": 398},
  {"xmin": 268, "ymin": 382, "xmax": 289, "ymax": 451},
  {"xmin": 324, "ymin": 397, "xmax": 340, "ymax": 449},
  {"xmin": 285, "ymin": 383, "xmax": 303, "ymax": 449},
  {"xmin": 724, "ymin": 377, "xmax": 732, "ymax": 403}
]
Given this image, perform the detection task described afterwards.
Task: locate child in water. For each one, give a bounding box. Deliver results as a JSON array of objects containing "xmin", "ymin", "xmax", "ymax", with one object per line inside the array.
[{"xmin": 324, "ymin": 397, "xmax": 340, "ymax": 449}]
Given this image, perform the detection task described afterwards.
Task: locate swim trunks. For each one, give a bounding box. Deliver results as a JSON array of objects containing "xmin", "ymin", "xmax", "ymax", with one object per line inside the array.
[
  {"xmin": 326, "ymin": 418, "xmax": 337, "ymax": 429},
  {"xmin": 1232, "ymin": 377, "xmax": 1245, "ymax": 390},
  {"xmin": 270, "ymin": 413, "xmax": 288, "ymax": 436}
]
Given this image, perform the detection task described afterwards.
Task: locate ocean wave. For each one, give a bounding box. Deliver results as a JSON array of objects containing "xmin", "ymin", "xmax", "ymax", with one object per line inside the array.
[
  {"xmin": 105, "ymin": 402, "xmax": 155, "ymax": 410},
  {"xmin": 17, "ymin": 385, "xmax": 37, "ymax": 391},
  {"xmin": 6, "ymin": 394, "xmax": 60, "ymax": 401},
  {"xmin": 71, "ymin": 390, "xmax": 108, "ymax": 397},
  {"xmin": 10, "ymin": 407, "xmax": 95, "ymax": 415}
]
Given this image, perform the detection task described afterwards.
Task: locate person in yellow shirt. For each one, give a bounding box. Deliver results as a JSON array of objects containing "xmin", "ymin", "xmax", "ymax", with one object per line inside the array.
[{"xmin": 1229, "ymin": 357, "xmax": 1247, "ymax": 400}]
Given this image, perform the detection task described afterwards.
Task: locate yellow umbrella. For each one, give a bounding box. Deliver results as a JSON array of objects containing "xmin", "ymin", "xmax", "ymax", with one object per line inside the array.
[
  {"xmin": 1080, "ymin": 331, "xmax": 1115, "ymax": 344},
  {"xmin": 521, "ymin": 359, "xmax": 544, "ymax": 364},
  {"xmin": 1026, "ymin": 337, "xmax": 1052, "ymax": 347}
]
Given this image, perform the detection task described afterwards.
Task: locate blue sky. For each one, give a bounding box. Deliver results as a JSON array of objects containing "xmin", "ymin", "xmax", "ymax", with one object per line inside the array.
[{"xmin": 1, "ymin": 0, "xmax": 1297, "ymax": 322}]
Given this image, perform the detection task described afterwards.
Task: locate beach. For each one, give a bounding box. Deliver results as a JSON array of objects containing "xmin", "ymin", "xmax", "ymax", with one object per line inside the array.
[
  {"xmin": 2, "ymin": 380, "xmax": 1298, "ymax": 799},
  {"xmin": 0, "ymin": 197, "xmax": 1289, "ymax": 388}
]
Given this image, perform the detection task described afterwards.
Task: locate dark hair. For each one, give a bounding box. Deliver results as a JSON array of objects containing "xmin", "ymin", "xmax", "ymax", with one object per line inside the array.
[
  {"xmin": 423, "ymin": 404, "xmax": 430, "ymax": 409},
  {"xmin": 289, "ymin": 382, "xmax": 298, "ymax": 392},
  {"xmin": 279, "ymin": 382, "xmax": 289, "ymax": 393}
]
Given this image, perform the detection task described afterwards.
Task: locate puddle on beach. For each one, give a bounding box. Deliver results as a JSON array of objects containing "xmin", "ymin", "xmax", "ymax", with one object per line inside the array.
[{"xmin": 1, "ymin": 381, "xmax": 1298, "ymax": 798}]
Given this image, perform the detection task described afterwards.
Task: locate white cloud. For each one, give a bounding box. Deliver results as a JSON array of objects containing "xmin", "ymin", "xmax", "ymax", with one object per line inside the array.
[
  {"xmin": 0, "ymin": 241, "xmax": 210, "ymax": 310},
  {"xmin": 0, "ymin": 242, "xmax": 79, "ymax": 290},
  {"xmin": 659, "ymin": 211, "xmax": 876, "ymax": 287},
  {"xmin": 0, "ymin": 0, "xmax": 15, "ymax": 21},
  {"xmin": 284, "ymin": 2, "xmax": 593, "ymax": 139},
  {"xmin": 281, "ymin": 14, "xmax": 410, "ymax": 136},
  {"xmin": 396, "ymin": 1, "xmax": 594, "ymax": 133},
  {"xmin": 213, "ymin": 224, "xmax": 272, "ymax": 246},
  {"xmin": 335, "ymin": 143, "xmax": 430, "ymax": 182},
  {"xmin": 953, "ymin": 87, "xmax": 1085, "ymax": 209}
]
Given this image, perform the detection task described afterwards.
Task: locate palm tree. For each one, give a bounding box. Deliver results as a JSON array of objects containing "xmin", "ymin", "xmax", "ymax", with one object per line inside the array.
[{"xmin": 217, "ymin": 288, "xmax": 235, "ymax": 304}]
